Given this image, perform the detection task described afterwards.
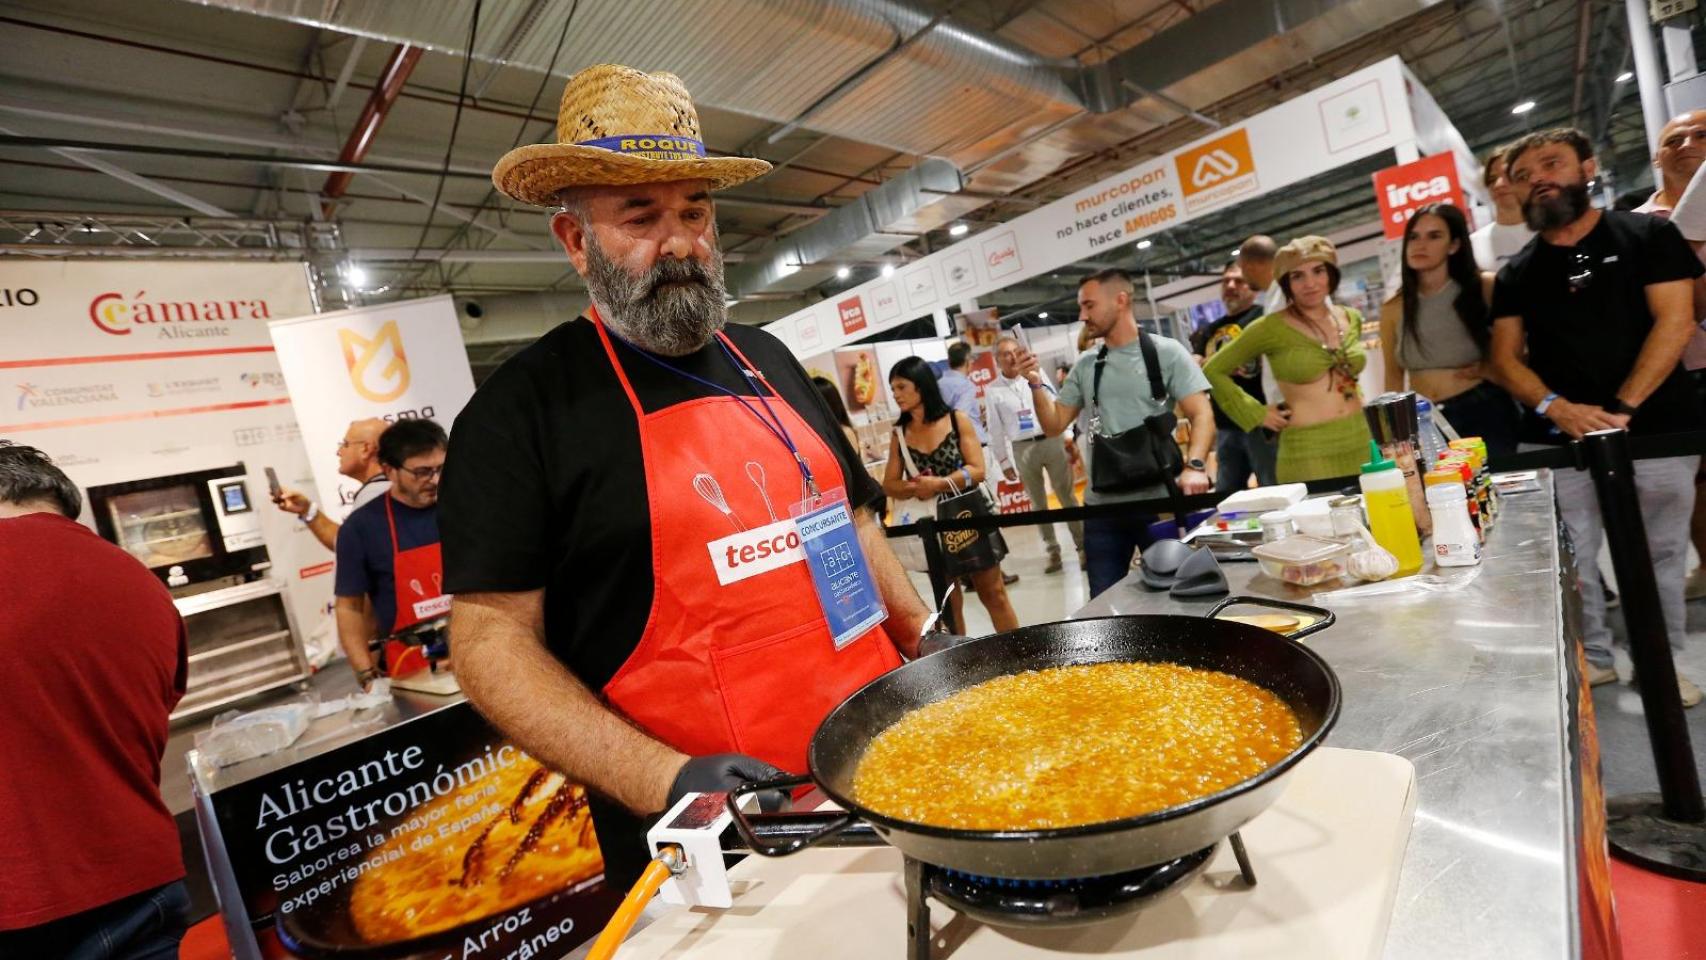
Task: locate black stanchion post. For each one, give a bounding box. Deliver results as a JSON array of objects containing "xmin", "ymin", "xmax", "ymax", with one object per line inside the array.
[
  {"xmin": 1580, "ymin": 428, "xmax": 1706, "ymax": 881},
  {"xmin": 917, "ymin": 518, "xmax": 959, "ymax": 635}
]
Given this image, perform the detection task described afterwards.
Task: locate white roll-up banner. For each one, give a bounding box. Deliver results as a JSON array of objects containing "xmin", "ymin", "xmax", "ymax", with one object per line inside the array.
[{"xmin": 267, "ymin": 294, "xmax": 476, "ymax": 517}]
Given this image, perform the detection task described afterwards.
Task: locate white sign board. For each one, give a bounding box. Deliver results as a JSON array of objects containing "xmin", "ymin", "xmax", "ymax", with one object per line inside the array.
[
  {"xmin": 268, "ymin": 295, "xmax": 476, "ymax": 516},
  {"xmin": 0, "ymin": 260, "xmax": 332, "ymax": 655},
  {"xmin": 765, "ymin": 56, "xmax": 1421, "ymax": 356}
]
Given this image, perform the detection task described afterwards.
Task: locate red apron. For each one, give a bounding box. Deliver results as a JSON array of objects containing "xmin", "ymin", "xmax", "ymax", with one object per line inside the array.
[
  {"xmin": 385, "ymin": 494, "xmax": 449, "ymax": 634},
  {"xmin": 593, "ymin": 316, "xmax": 901, "ymax": 773}
]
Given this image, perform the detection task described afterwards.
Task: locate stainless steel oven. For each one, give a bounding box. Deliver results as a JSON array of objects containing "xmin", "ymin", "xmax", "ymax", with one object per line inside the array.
[{"xmin": 86, "ymin": 464, "xmax": 271, "ymax": 589}]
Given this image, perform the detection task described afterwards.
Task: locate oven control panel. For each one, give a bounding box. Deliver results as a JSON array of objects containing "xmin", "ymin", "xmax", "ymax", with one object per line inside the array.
[{"xmin": 206, "ymin": 476, "xmax": 264, "ymax": 551}]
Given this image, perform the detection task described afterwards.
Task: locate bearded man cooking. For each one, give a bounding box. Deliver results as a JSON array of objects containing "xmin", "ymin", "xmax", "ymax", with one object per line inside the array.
[{"xmin": 441, "ymin": 64, "xmax": 933, "ymax": 884}]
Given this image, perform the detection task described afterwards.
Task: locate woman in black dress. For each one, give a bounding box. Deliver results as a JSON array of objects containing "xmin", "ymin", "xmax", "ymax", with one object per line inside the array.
[{"xmin": 882, "ymin": 357, "xmax": 1019, "ymax": 633}]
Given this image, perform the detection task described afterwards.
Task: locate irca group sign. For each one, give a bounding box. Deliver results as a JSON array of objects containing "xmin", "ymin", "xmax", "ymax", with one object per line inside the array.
[{"xmin": 1371, "ymin": 152, "xmax": 1468, "ymax": 240}]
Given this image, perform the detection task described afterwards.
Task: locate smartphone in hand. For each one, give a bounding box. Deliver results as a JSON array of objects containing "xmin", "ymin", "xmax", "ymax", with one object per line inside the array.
[{"xmin": 264, "ymin": 466, "xmax": 282, "ymax": 499}]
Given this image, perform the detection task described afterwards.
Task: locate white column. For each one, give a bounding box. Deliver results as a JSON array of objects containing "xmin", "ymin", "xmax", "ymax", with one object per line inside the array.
[{"xmin": 1628, "ymin": 0, "xmax": 1669, "ymax": 156}]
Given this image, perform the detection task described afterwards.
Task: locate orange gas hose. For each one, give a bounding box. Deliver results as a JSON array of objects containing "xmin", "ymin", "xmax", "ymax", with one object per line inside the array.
[{"xmin": 585, "ymin": 849, "xmax": 677, "ymax": 960}]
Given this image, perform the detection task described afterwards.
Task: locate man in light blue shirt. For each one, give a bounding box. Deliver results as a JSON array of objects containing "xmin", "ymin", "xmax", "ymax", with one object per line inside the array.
[
  {"xmin": 935, "ymin": 342, "xmax": 988, "ymax": 444},
  {"xmin": 1023, "ymin": 269, "xmax": 1214, "ymax": 598}
]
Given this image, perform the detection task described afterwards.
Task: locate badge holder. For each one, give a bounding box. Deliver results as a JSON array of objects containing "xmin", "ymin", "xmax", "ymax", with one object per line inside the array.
[{"xmin": 790, "ymin": 487, "xmax": 888, "ymax": 650}]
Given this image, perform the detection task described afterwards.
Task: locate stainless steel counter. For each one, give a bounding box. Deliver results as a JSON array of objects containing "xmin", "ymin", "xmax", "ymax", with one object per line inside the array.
[
  {"xmin": 187, "ymin": 669, "xmax": 464, "ymax": 796},
  {"xmin": 1075, "ymin": 475, "xmax": 1585, "ymax": 959}
]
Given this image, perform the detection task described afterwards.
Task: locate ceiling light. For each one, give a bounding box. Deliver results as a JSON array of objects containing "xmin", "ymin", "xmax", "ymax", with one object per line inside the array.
[
  {"xmin": 948, "ymin": 223, "xmax": 969, "ymax": 237},
  {"xmin": 1511, "ymin": 100, "xmax": 1536, "ymax": 115},
  {"xmin": 835, "ymin": 266, "xmax": 851, "ymax": 279},
  {"xmin": 1136, "ymin": 239, "xmax": 1153, "ymax": 250},
  {"xmin": 1038, "ymin": 311, "xmax": 1049, "ymax": 319},
  {"xmin": 881, "ymin": 264, "xmax": 895, "ymax": 278},
  {"xmin": 1615, "ymin": 71, "xmax": 1634, "ymax": 83},
  {"xmin": 347, "ymin": 265, "xmax": 369, "ymax": 288}
]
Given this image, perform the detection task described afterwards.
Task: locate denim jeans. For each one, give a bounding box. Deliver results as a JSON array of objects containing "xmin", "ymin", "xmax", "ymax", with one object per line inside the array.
[
  {"xmin": 1540, "ymin": 450, "xmax": 1699, "ymax": 668},
  {"xmin": 1215, "ymin": 426, "xmax": 1280, "ymax": 492},
  {"xmin": 1437, "ymin": 381, "xmax": 1522, "ymax": 460},
  {"xmin": 1085, "ymin": 510, "xmax": 1160, "ymax": 598},
  {"xmin": 0, "ymin": 880, "xmax": 189, "ymax": 960}
]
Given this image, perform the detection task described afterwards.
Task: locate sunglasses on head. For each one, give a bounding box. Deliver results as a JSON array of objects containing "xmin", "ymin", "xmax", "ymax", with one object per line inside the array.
[{"xmin": 1566, "ymin": 251, "xmax": 1595, "ymax": 293}]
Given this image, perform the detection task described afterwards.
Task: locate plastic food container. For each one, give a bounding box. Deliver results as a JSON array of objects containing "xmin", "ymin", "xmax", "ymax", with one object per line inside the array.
[{"xmin": 1251, "ymin": 535, "xmax": 1351, "ymax": 586}]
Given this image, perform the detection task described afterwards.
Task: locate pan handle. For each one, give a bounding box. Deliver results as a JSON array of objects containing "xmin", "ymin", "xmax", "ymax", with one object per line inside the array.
[
  {"xmin": 725, "ymin": 773, "xmax": 862, "ymax": 857},
  {"xmin": 1207, "ymin": 594, "xmax": 1336, "ymax": 640}
]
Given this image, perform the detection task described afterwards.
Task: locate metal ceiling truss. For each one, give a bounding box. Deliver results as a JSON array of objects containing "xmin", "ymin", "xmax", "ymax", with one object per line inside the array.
[{"xmin": 0, "ymin": 209, "xmax": 363, "ymax": 310}]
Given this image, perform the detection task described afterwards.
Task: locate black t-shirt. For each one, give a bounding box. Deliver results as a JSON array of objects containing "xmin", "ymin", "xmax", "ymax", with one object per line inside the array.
[
  {"xmin": 1191, "ymin": 305, "xmax": 1266, "ymax": 430},
  {"xmin": 1490, "ymin": 210, "xmax": 1703, "ymax": 444},
  {"xmin": 438, "ymin": 317, "xmax": 881, "ymax": 692}
]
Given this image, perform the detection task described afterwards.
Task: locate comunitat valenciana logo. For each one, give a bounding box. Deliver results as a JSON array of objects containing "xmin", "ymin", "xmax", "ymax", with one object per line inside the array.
[
  {"xmin": 17, "ymin": 381, "xmax": 118, "ymax": 411},
  {"xmin": 88, "ymin": 290, "xmax": 273, "ymax": 337},
  {"xmin": 338, "ymin": 320, "xmax": 411, "ymax": 403}
]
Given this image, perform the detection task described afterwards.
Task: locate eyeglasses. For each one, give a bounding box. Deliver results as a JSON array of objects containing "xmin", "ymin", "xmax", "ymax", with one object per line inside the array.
[
  {"xmin": 400, "ymin": 465, "xmax": 444, "ymax": 480},
  {"xmin": 1566, "ymin": 251, "xmax": 1595, "ymax": 293}
]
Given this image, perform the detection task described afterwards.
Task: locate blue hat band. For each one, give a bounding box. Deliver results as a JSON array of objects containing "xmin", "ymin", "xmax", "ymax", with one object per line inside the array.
[{"xmin": 576, "ymin": 134, "xmax": 707, "ymax": 161}]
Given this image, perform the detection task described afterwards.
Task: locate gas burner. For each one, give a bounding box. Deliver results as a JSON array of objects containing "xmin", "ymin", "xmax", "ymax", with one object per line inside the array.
[{"xmin": 902, "ymin": 832, "xmax": 1257, "ymax": 960}]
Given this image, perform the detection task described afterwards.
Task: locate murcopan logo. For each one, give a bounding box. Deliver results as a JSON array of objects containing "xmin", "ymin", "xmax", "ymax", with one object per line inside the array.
[
  {"xmin": 1174, "ymin": 129, "xmax": 1257, "ymax": 209},
  {"xmin": 1190, "ymin": 150, "xmax": 1243, "ymax": 188}
]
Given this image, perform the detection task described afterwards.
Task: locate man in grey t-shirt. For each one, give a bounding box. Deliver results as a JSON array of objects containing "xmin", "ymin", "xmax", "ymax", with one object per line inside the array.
[{"xmin": 1022, "ymin": 269, "xmax": 1213, "ymax": 598}]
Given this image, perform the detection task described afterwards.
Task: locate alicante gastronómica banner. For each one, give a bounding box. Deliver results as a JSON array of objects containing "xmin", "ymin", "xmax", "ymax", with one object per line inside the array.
[{"xmin": 202, "ymin": 701, "xmax": 621, "ymax": 960}]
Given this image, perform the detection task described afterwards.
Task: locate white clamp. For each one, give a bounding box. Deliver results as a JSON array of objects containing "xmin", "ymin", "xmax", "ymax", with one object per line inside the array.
[{"xmin": 646, "ymin": 791, "xmax": 747, "ymax": 908}]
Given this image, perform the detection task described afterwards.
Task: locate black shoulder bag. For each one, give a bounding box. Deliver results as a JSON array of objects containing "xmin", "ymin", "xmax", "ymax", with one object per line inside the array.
[{"xmin": 1088, "ymin": 333, "xmax": 1185, "ymax": 496}]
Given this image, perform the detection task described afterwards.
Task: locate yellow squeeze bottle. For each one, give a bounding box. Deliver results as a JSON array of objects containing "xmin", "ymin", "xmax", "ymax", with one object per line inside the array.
[{"xmin": 1358, "ymin": 440, "xmax": 1424, "ymax": 578}]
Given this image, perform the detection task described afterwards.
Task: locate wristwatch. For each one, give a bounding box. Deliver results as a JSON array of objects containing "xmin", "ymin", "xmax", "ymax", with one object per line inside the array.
[
  {"xmin": 301, "ymin": 502, "xmax": 320, "ymax": 524},
  {"xmin": 1535, "ymin": 392, "xmax": 1561, "ymax": 417},
  {"xmin": 1185, "ymin": 458, "xmax": 1207, "ymax": 472},
  {"xmin": 1604, "ymin": 397, "xmax": 1637, "ymax": 416}
]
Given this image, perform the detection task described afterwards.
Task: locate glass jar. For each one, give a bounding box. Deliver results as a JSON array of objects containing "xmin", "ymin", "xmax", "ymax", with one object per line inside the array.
[{"xmin": 1258, "ymin": 511, "xmax": 1295, "ymax": 543}]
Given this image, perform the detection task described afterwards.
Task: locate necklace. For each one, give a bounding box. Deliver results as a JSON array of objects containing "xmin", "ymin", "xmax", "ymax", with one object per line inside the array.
[
  {"xmin": 1289, "ymin": 305, "xmax": 1360, "ymax": 401},
  {"xmin": 1289, "ymin": 304, "xmax": 1339, "ymax": 347}
]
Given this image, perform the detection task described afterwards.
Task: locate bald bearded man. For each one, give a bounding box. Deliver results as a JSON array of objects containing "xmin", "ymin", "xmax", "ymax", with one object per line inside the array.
[{"xmin": 272, "ymin": 417, "xmax": 392, "ymax": 551}]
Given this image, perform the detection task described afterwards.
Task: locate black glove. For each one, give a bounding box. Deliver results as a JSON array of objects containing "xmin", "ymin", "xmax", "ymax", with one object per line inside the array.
[
  {"xmin": 667, "ymin": 753, "xmax": 792, "ymax": 813},
  {"xmin": 917, "ymin": 632, "xmax": 977, "ymax": 658}
]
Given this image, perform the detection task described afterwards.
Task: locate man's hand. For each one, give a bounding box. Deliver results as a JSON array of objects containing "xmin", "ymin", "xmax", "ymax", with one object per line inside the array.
[
  {"xmin": 1260, "ymin": 405, "xmax": 1291, "ymax": 432},
  {"xmin": 669, "ymin": 753, "xmax": 791, "ymax": 812},
  {"xmin": 272, "ymin": 488, "xmax": 311, "ymax": 516},
  {"xmin": 1002, "ymin": 467, "xmax": 1020, "ymax": 483},
  {"xmin": 918, "ymin": 632, "xmax": 978, "ymax": 657},
  {"xmin": 1546, "ymin": 399, "xmax": 1629, "ymax": 438},
  {"xmin": 1016, "ymin": 348, "xmax": 1043, "ymax": 384},
  {"xmin": 1178, "ymin": 467, "xmax": 1211, "ymax": 495}
]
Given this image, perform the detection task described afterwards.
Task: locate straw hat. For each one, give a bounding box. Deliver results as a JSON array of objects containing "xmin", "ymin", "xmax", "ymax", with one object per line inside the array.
[
  {"xmin": 1272, "ymin": 235, "xmax": 1338, "ymax": 279},
  {"xmin": 492, "ymin": 64, "xmax": 772, "ymax": 206}
]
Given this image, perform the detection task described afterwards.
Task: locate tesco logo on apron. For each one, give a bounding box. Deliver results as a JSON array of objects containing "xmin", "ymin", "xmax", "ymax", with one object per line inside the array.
[{"xmin": 708, "ymin": 518, "xmax": 806, "ymax": 586}]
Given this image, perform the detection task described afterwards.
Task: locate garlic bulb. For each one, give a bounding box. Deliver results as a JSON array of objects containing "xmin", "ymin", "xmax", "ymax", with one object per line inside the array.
[{"xmin": 1348, "ymin": 545, "xmax": 1399, "ymax": 581}]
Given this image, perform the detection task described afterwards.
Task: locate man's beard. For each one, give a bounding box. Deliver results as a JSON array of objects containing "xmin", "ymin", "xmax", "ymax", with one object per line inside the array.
[
  {"xmin": 585, "ymin": 232, "xmax": 728, "ymax": 356},
  {"xmin": 1523, "ymin": 180, "xmax": 1592, "ymax": 231}
]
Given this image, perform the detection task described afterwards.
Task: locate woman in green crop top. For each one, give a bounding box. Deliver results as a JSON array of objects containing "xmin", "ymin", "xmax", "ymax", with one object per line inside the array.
[{"xmin": 1203, "ymin": 235, "xmax": 1373, "ymax": 482}]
